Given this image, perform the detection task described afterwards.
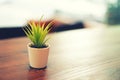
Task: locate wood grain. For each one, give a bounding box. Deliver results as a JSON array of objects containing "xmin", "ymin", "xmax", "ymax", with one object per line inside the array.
[{"xmin": 0, "ymin": 27, "xmax": 120, "ymax": 80}]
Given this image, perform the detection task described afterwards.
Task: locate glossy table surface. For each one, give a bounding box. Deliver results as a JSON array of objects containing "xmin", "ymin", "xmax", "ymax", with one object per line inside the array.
[{"xmin": 0, "ymin": 27, "xmax": 120, "ymax": 80}]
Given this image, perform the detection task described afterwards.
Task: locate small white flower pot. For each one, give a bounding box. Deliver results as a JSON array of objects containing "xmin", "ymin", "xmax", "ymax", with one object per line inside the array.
[{"xmin": 27, "ymin": 43, "xmax": 50, "ymax": 69}]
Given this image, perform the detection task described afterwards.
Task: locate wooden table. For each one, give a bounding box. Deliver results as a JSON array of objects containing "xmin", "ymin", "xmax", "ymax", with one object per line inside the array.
[{"xmin": 0, "ymin": 27, "xmax": 120, "ymax": 80}]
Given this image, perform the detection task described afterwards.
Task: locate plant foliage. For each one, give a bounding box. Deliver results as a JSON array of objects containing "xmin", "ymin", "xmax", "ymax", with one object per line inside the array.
[
  {"xmin": 23, "ymin": 16, "xmax": 52, "ymax": 48},
  {"xmin": 106, "ymin": 0, "xmax": 120, "ymax": 25}
]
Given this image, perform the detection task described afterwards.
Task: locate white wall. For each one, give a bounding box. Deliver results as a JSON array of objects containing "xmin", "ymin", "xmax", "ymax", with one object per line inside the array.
[{"xmin": 0, "ymin": 0, "xmax": 106, "ymax": 27}]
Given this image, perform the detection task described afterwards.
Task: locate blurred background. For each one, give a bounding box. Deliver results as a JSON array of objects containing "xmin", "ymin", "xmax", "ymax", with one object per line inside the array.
[{"xmin": 0, "ymin": 0, "xmax": 120, "ymax": 39}]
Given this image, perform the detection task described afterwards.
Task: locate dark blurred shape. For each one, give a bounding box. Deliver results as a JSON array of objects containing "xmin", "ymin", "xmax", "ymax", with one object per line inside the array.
[
  {"xmin": 0, "ymin": 27, "xmax": 25, "ymax": 39},
  {"xmin": 53, "ymin": 22, "xmax": 84, "ymax": 32},
  {"xmin": 40, "ymin": 20, "xmax": 84, "ymax": 32},
  {"xmin": 0, "ymin": 20, "xmax": 84, "ymax": 39}
]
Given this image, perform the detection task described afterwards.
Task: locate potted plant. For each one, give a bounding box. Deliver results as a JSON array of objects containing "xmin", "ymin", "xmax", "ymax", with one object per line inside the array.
[{"xmin": 23, "ymin": 16, "xmax": 53, "ymax": 69}]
